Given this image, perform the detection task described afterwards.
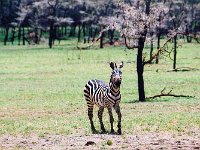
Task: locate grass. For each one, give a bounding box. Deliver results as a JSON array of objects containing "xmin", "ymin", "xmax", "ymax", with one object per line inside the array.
[{"xmin": 0, "ymin": 40, "xmax": 200, "ymax": 136}]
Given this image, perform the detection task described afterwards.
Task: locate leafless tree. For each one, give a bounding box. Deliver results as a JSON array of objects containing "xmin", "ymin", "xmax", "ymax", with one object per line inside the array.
[{"xmin": 105, "ymin": 0, "xmax": 171, "ymax": 101}]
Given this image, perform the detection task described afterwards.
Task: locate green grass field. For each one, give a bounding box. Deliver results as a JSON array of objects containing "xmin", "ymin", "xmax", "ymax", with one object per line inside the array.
[{"xmin": 0, "ymin": 40, "xmax": 200, "ymax": 137}]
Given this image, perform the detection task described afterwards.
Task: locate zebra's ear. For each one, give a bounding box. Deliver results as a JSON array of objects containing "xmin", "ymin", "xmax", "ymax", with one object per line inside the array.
[
  {"xmin": 110, "ymin": 62, "xmax": 116, "ymax": 70},
  {"xmin": 119, "ymin": 61, "xmax": 124, "ymax": 68}
]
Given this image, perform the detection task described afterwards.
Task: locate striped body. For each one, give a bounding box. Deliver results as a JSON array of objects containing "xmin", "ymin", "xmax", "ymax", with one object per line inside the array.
[
  {"xmin": 83, "ymin": 62, "xmax": 123, "ymax": 134},
  {"xmin": 84, "ymin": 79, "xmax": 121, "ymax": 108}
]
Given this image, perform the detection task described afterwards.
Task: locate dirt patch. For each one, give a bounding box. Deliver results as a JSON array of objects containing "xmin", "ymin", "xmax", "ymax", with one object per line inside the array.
[{"xmin": 0, "ymin": 132, "xmax": 200, "ymax": 149}]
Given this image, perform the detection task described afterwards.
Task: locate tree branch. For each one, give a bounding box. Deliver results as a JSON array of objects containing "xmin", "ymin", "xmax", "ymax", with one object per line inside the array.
[
  {"xmin": 143, "ymin": 32, "xmax": 200, "ymax": 66},
  {"xmin": 167, "ymin": 67, "xmax": 199, "ymax": 72},
  {"xmin": 146, "ymin": 88, "xmax": 194, "ymax": 99},
  {"xmin": 147, "ymin": 93, "xmax": 193, "ymax": 99},
  {"xmin": 143, "ymin": 36, "xmax": 173, "ymax": 65}
]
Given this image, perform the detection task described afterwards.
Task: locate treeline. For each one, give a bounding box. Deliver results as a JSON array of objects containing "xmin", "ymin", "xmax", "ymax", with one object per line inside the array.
[{"xmin": 0, "ymin": 0, "xmax": 200, "ymax": 48}]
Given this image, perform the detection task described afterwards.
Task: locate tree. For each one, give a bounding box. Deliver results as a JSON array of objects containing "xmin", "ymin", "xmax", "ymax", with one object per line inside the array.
[
  {"xmin": 107, "ymin": 0, "xmax": 169, "ymax": 102},
  {"xmin": 75, "ymin": 0, "xmax": 118, "ymax": 48},
  {"xmin": 185, "ymin": 0, "xmax": 200, "ymax": 38},
  {"xmin": 0, "ymin": 0, "xmax": 21, "ymax": 45},
  {"xmin": 167, "ymin": 0, "xmax": 188, "ymax": 69},
  {"xmin": 17, "ymin": 0, "xmax": 72, "ymax": 48},
  {"xmin": 164, "ymin": 0, "xmax": 200, "ymax": 70}
]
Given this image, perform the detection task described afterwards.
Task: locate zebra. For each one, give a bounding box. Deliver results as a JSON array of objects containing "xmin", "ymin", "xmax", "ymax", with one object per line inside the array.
[{"xmin": 83, "ymin": 62, "xmax": 123, "ymax": 134}]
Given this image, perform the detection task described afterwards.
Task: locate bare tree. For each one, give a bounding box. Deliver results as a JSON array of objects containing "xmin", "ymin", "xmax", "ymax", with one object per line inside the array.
[
  {"xmin": 106, "ymin": 0, "xmax": 200, "ymax": 101},
  {"xmin": 107, "ymin": 0, "xmax": 169, "ymax": 101},
  {"xmin": 162, "ymin": 0, "xmax": 200, "ymax": 70},
  {"xmin": 167, "ymin": 0, "xmax": 189, "ymax": 69}
]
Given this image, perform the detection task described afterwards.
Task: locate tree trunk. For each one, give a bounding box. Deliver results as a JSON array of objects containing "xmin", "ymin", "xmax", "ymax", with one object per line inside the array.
[
  {"xmin": 22, "ymin": 27, "xmax": 25, "ymax": 45},
  {"xmin": 49, "ymin": 24, "xmax": 54, "ymax": 48},
  {"xmin": 52, "ymin": 26, "xmax": 57, "ymax": 45},
  {"xmin": 109, "ymin": 29, "xmax": 115, "ymax": 45},
  {"xmin": 186, "ymin": 28, "xmax": 192, "ymax": 43},
  {"xmin": 18, "ymin": 27, "xmax": 21, "ymax": 46},
  {"xmin": 100, "ymin": 30, "xmax": 104, "ymax": 49},
  {"xmin": 83, "ymin": 24, "xmax": 86, "ymax": 44},
  {"xmin": 149, "ymin": 32, "xmax": 153, "ymax": 63},
  {"xmin": 135, "ymin": 0, "xmax": 151, "ymax": 102},
  {"xmin": 39, "ymin": 29, "xmax": 43, "ymax": 40},
  {"xmin": 137, "ymin": 37, "xmax": 145, "ymax": 102},
  {"xmin": 4, "ymin": 27, "xmax": 9, "ymax": 46},
  {"xmin": 156, "ymin": 33, "xmax": 160, "ymax": 64},
  {"xmin": 35, "ymin": 28, "xmax": 39, "ymax": 44},
  {"xmin": 11, "ymin": 27, "xmax": 15, "ymax": 45},
  {"xmin": 89, "ymin": 27, "xmax": 93, "ymax": 41},
  {"xmin": 87, "ymin": 27, "xmax": 90, "ymax": 43},
  {"xmin": 173, "ymin": 35, "xmax": 177, "ymax": 69},
  {"xmin": 150, "ymin": 39, "xmax": 153, "ymax": 64},
  {"xmin": 78, "ymin": 24, "xmax": 81, "ymax": 43},
  {"xmin": 145, "ymin": 0, "xmax": 151, "ymax": 15}
]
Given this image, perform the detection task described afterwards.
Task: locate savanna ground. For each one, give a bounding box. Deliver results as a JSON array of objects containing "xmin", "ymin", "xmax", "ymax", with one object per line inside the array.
[{"xmin": 0, "ymin": 40, "xmax": 200, "ymax": 149}]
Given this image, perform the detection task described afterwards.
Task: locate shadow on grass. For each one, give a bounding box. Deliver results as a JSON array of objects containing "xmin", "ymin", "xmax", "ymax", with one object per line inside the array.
[
  {"xmin": 167, "ymin": 67, "xmax": 199, "ymax": 72},
  {"xmin": 124, "ymin": 96, "xmax": 194, "ymax": 103}
]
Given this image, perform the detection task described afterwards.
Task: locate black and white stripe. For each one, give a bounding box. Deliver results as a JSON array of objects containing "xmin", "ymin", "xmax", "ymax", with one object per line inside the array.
[{"xmin": 84, "ymin": 62, "xmax": 123, "ymax": 134}]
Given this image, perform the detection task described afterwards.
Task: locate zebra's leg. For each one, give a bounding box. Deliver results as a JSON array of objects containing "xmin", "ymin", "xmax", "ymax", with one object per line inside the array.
[
  {"xmin": 88, "ymin": 106, "xmax": 97, "ymax": 133},
  {"xmin": 114, "ymin": 103, "xmax": 122, "ymax": 135},
  {"xmin": 98, "ymin": 107, "xmax": 106, "ymax": 133},
  {"xmin": 108, "ymin": 107, "xmax": 115, "ymax": 134}
]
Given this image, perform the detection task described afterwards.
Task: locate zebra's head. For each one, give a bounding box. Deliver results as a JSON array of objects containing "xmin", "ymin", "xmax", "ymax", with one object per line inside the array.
[{"xmin": 110, "ymin": 62, "xmax": 123, "ymax": 87}]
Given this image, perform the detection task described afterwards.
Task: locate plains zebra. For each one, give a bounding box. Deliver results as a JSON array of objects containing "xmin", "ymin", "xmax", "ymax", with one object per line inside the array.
[{"xmin": 84, "ymin": 62, "xmax": 123, "ymax": 134}]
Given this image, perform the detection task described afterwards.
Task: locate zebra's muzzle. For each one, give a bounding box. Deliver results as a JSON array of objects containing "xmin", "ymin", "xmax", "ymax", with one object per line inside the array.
[{"xmin": 115, "ymin": 80, "xmax": 121, "ymax": 86}]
